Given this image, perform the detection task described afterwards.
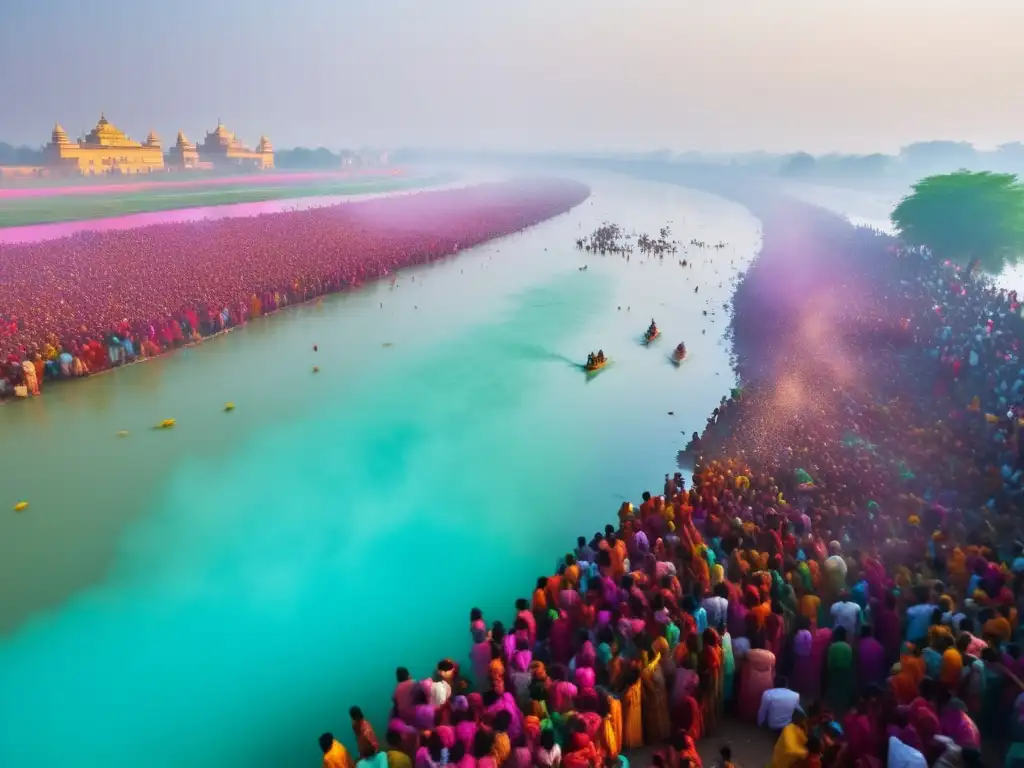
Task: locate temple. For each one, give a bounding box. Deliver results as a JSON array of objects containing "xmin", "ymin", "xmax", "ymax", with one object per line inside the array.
[
  {"xmin": 0, "ymin": 115, "xmax": 274, "ymax": 179},
  {"xmin": 45, "ymin": 114, "xmax": 165, "ymax": 175},
  {"xmin": 196, "ymin": 121, "xmax": 274, "ymax": 171},
  {"xmin": 165, "ymin": 131, "xmax": 211, "ymax": 171}
]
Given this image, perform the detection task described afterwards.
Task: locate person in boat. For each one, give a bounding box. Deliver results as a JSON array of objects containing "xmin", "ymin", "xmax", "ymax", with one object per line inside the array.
[
  {"xmin": 647, "ymin": 319, "xmax": 658, "ymax": 338},
  {"xmin": 587, "ymin": 353, "xmax": 596, "ymax": 369},
  {"xmin": 597, "ymin": 350, "xmax": 605, "ymax": 363},
  {"xmin": 675, "ymin": 343, "xmax": 686, "ymax": 359}
]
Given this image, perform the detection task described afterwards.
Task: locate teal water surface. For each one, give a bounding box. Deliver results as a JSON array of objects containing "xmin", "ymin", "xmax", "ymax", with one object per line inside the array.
[{"xmin": 0, "ymin": 175, "xmax": 761, "ymax": 767}]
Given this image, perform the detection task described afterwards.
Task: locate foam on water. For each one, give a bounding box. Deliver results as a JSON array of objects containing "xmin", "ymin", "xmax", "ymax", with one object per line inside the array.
[{"xmin": 0, "ymin": 174, "xmax": 761, "ymax": 767}]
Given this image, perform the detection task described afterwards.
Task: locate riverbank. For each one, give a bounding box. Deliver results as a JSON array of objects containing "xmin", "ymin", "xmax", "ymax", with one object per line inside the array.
[
  {"xmin": 316, "ymin": 185, "xmax": 1017, "ymax": 768},
  {"xmin": 0, "ymin": 178, "xmax": 590, "ymax": 401}
]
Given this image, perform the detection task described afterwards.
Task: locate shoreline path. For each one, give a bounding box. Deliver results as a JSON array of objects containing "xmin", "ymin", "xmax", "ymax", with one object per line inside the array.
[{"xmin": 324, "ymin": 180, "xmax": 1018, "ymax": 768}]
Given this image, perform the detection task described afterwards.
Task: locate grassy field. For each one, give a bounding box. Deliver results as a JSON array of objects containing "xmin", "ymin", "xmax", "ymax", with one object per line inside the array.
[{"xmin": 0, "ymin": 174, "xmax": 451, "ymax": 228}]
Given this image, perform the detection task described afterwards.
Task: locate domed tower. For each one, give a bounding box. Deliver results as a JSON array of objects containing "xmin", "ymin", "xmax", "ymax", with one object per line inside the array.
[
  {"xmin": 144, "ymin": 130, "xmax": 161, "ymax": 149},
  {"xmin": 256, "ymin": 135, "xmax": 274, "ymax": 170},
  {"xmin": 50, "ymin": 122, "xmax": 70, "ymax": 146}
]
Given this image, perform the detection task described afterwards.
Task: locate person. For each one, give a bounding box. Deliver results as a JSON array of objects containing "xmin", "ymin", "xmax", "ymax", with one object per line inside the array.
[
  {"xmin": 597, "ymin": 350, "xmax": 605, "ymax": 362},
  {"xmin": 647, "ymin": 320, "xmax": 658, "ymax": 338},
  {"xmin": 887, "ymin": 735, "xmax": 927, "ymax": 768},
  {"xmin": 356, "ymin": 744, "xmax": 389, "ymax": 768},
  {"xmin": 385, "ymin": 731, "xmax": 412, "ymax": 768},
  {"xmin": 716, "ymin": 745, "xmax": 735, "ymax": 768},
  {"xmin": 321, "ymin": 732, "xmax": 355, "ymax": 768},
  {"xmin": 675, "ymin": 343, "xmax": 686, "ymax": 359},
  {"xmin": 770, "ymin": 710, "xmax": 809, "ymax": 768},
  {"xmin": 351, "ymin": 706, "xmax": 379, "ymax": 756},
  {"xmin": 830, "ymin": 591, "xmax": 861, "ymax": 636},
  {"xmin": 536, "ymin": 728, "xmax": 562, "ymax": 767},
  {"xmin": 758, "ymin": 678, "xmax": 801, "ymax": 730},
  {"xmin": 587, "ymin": 353, "xmax": 596, "ymax": 368}
]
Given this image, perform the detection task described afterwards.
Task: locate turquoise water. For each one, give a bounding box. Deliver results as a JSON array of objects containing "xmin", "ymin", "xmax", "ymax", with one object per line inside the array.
[{"xmin": 0, "ymin": 175, "xmax": 761, "ymax": 767}]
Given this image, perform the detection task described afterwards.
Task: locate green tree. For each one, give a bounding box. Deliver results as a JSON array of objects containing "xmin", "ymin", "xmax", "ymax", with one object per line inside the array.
[{"xmin": 890, "ymin": 170, "xmax": 1024, "ymax": 273}]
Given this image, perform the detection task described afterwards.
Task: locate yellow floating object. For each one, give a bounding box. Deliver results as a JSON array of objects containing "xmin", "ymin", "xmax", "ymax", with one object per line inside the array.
[
  {"xmin": 117, "ymin": 430, "xmax": 130, "ymax": 437},
  {"xmin": 157, "ymin": 418, "xmax": 176, "ymax": 429},
  {"xmin": 13, "ymin": 501, "xmax": 28, "ymax": 512},
  {"xmin": 224, "ymin": 402, "xmax": 235, "ymax": 412}
]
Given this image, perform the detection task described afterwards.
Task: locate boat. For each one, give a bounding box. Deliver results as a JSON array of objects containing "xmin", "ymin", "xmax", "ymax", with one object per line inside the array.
[
  {"xmin": 670, "ymin": 345, "xmax": 687, "ymax": 365},
  {"xmin": 643, "ymin": 329, "xmax": 661, "ymax": 345},
  {"xmin": 584, "ymin": 358, "xmax": 610, "ymax": 375}
]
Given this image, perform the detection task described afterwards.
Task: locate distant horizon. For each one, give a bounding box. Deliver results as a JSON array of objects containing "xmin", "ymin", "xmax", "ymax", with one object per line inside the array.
[{"xmin": 2, "ymin": 0, "xmax": 1020, "ymax": 155}]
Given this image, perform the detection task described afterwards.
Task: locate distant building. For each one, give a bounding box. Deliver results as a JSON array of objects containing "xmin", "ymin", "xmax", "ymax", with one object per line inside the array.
[
  {"xmin": 0, "ymin": 115, "xmax": 274, "ymax": 179},
  {"xmin": 197, "ymin": 121, "xmax": 274, "ymax": 170},
  {"xmin": 45, "ymin": 114, "xmax": 165, "ymax": 175},
  {"xmin": 166, "ymin": 131, "xmax": 213, "ymax": 171}
]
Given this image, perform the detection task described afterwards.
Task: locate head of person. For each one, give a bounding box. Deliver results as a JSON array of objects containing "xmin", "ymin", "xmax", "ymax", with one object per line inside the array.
[
  {"xmin": 349, "ymin": 706, "xmax": 363, "ymax": 721},
  {"xmin": 396, "ymin": 667, "xmax": 410, "ymax": 683},
  {"xmin": 450, "ymin": 742, "xmax": 466, "ymax": 763},
  {"xmin": 386, "ymin": 730, "xmax": 402, "ymax": 750},
  {"xmin": 540, "ymin": 729, "xmax": 556, "ymax": 751},
  {"xmin": 859, "ymin": 625, "xmax": 873, "ymax": 640},
  {"xmin": 470, "ymin": 607, "xmax": 483, "ymax": 622},
  {"xmin": 720, "ymin": 746, "xmax": 732, "ymax": 763},
  {"xmin": 832, "ymin": 626, "xmax": 847, "ymax": 644},
  {"xmin": 515, "ymin": 598, "xmax": 529, "ymax": 612},
  {"xmin": 319, "ymin": 733, "xmax": 335, "ymax": 754},
  {"xmin": 774, "ymin": 675, "xmax": 789, "ymax": 690}
]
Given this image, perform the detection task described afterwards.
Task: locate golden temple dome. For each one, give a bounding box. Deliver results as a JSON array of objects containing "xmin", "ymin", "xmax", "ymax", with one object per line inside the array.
[
  {"xmin": 51, "ymin": 122, "xmax": 70, "ymax": 144},
  {"xmin": 257, "ymin": 135, "xmax": 273, "ymax": 152},
  {"xmin": 145, "ymin": 130, "xmax": 161, "ymax": 147}
]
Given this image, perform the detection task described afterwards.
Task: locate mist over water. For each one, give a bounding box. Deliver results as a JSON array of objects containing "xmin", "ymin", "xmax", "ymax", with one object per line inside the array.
[{"xmin": 0, "ymin": 174, "xmax": 759, "ymax": 767}]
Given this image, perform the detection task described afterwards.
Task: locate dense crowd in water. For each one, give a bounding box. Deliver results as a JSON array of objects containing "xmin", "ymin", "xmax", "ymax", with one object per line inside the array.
[
  {"xmin": 317, "ymin": 197, "xmax": 1024, "ymax": 768},
  {"xmin": 0, "ymin": 179, "xmax": 589, "ymax": 398}
]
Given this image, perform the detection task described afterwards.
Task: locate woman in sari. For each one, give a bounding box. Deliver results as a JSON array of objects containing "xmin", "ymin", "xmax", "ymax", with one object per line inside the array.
[
  {"xmin": 641, "ymin": 647, "xmax": 671, "ymax": 745},
  {"xmin": 721, "ymin": 627, "xmax": 736, "ymax": 706},
  {"xmin": 807, "ymin": 626, "xmax": 832, "ymax": 703},
  {"xmin": 770, "ymin": 713, "xmax": 809, "ymax": 768},
  {"xmin": 739, "ymin": 647, "xmax": 775, "ymax": 722},
  {"xmin": 790, "ymin": 621, "xmax": 816, "ymax": 701},
  {"xmin": 825, "ymin": 627, "xmax": 856, "ymax": 715},
  {"xmin": 620, "ymin": 668, "xmax": 644, "ymax": 750},
  {"xmin": 701, "ymin": 628, "xmax": 724, "ymax": 731}
]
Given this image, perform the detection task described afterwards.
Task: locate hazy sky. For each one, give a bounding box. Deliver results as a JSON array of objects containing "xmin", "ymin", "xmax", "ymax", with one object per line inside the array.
[{"xmin": 0, "ymin": 0, "xmax": 1020, "ymax": 154}]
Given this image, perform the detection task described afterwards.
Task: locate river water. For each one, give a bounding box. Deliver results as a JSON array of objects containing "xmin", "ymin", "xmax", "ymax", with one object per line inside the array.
[{"xmin": 0, "ymin": 174, "xmax": 761, "ymax": 768}]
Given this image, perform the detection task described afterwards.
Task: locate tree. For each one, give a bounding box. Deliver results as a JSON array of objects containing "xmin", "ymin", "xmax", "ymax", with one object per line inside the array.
[
  {"xmin": 780, "ymin": 152, "xmax": 816, "ymax": 177},
  {"xmin": 890, "ymin": 170, "xmax": 1024, "ymax": 273}
]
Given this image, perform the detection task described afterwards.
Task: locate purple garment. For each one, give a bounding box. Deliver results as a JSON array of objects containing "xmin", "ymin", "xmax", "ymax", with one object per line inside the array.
[
  {"xmin": 791, "ymin": 629, "xmax": 816, "ymax": 699},
  {"xmin": 857, "ymin": 636, "xmax": 887, "ymax": 689}
]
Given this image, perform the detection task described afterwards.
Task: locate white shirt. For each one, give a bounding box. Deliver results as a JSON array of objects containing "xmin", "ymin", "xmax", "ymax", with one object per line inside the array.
[
  {"xmin": 831, "ymin": 601, "xmax": 861, "ymax": 635},
  {"xmin": 757, "ymin": 687, "xmax": 801, "ymax": 730},
  {"xmin": 888, "ymin": 737, "xmax": 927, "ymax": 768},
  {"xmin": 702, "ymin": 596, "xmax": 729, "ymax": 629}
]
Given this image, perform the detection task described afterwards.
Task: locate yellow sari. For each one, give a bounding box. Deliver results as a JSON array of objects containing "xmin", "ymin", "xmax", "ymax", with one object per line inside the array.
[
  {"xmin": 622, "ymin": 677, "xmax": 643, "ymax": 749},
  {"xmin": 770, "ymin": 724, "xmax": 808, "ymax": 768}
]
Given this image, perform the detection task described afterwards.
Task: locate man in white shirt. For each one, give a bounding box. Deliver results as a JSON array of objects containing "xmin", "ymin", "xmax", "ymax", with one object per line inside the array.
[
  {"xmin": 888, "ymin": 736, "xmax": 927, "ymax": 768},
  {"xmin": 830, "ymin": 591, "xmax": 861, "ymax": 636},
  {"xmin": 702, "ymin": 583, "xmax": 730, "ymax": 630},
  {"xmin": 757, "ymin": 678, "xmax": 801, "ymax": 730}
]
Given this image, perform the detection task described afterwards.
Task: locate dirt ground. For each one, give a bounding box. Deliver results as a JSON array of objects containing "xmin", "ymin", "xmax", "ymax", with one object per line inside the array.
[{"xmin": 626, "ymin": 717, "xmax": 777, "ymax": 767}]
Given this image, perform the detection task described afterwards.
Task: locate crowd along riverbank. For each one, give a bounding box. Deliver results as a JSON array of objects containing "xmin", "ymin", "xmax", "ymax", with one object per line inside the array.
[
  {"xmin": 313, "ymin": 186, "xmax": 1020, "ymax": 768},
  {"xmin": 0, "ymin": 178, "xmax": 589, "ymax": 400}
]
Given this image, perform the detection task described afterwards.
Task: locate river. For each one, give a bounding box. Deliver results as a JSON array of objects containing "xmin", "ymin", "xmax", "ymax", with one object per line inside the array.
[{"xmin": 0, "ymin": 173, "xmax": 761, "ymax": 768}]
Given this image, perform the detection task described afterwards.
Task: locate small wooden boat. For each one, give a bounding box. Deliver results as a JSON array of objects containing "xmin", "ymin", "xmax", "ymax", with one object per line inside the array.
[
  {"xmin": 584, "ymin": 358, "xmax": 610, "ymax": 375},
  {"xmin": 643, "ymin": 329, "xmax": 661, "ymax": 345}
]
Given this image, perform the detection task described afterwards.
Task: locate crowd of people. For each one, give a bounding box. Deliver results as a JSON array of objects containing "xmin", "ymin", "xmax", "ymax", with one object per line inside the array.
[
  {"xmin": 0, "ymin": 178, "xmax": 590, "ymax": 398},
  {"xmin": 317, "ymin": 194, "xmax": 1024, "ymax": 768}
]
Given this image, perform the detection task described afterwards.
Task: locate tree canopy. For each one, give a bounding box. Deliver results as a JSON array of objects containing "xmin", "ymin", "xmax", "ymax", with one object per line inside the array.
[{"xmin": 890, "ymin": 170, "xmax": 1024, "ymax": 273}]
